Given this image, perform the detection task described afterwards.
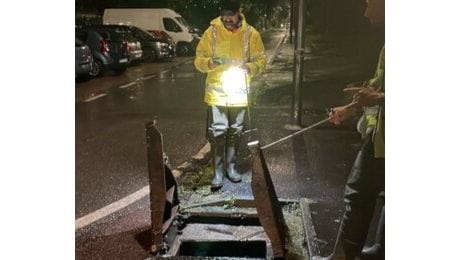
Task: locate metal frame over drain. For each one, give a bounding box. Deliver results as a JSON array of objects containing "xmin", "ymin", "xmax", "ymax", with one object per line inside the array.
[{"xmin": 145, "ymin": 121, "xmax": 315, "ymax": 259}]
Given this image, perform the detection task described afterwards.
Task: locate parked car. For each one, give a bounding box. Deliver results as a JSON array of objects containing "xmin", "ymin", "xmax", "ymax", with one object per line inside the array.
[
  {"xmin": 148, "ymin": 29, "xmax": 178, "ymax": 56},
  {"xmin": 75, "ymin": 37, "xmax": 93, "ymax": 81},
  {"xmin": 189, "ymin": 24, "xmax": 203, "ymax": 38},
  {"xmin": 120, "ymin": 25, "xmax": 176, "ymax": 62},
  {"xmin": 76, "ymin": 28, "xmax": 130, "ymax": 77},
  {"xmin": 148, "ymin": 29, "xmax": 174, "ymax": 44},
  {"xmin": 83, "ymin": 25, "xmax": 143, "ymax": 65}
]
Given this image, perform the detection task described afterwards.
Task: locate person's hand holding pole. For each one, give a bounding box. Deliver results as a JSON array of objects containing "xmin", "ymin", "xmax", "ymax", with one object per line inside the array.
[{"xmin": 328, "ymin": 101, "xmax": 359, "ymax": 125}]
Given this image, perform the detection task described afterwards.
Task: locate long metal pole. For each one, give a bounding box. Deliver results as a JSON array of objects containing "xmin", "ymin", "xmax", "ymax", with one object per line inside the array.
[
  {"xmin": 261, "ymin": 117, "xmax": 330, "ymax": 150},
  {"xmin": 264, "ymin": 101, "xmax": 359, "ymax": 150},
  {"xmin": 289, "ymin": 0, "xmax": 294, "ymax": 44}
]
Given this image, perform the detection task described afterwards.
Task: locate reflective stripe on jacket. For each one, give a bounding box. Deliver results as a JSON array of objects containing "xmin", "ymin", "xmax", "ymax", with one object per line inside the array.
[{"xmin": 194, "ymin": 16, "xmax": 267, "ymax": 107}]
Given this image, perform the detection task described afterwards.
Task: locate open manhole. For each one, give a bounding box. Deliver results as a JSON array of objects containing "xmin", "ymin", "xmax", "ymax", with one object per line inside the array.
[
  {"xmin": 179, "ymin": 240, "xmax": 266, "ymax": 258},
  {"xmin": 154, "ymin": 199, "xmax": 312, "ymax": 259}
]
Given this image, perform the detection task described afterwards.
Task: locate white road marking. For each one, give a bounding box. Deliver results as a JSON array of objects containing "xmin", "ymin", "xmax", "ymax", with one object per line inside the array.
[
  {"xmin": 192, "ymin": 142, "xmax": 210, "ymax": 160},
  {"xmin": 75, "ymin": 186, "xmax": 149, "ymax": 230},
  {"xmin": 75, "ymin": 143, "xmax": 210, "ymax": 230},
  {"xmin": 142, "ymin": 74, "xmax": 157, "ymax": 80},
  {"xmin": 83, "ymin": 93, "xmax": 107, "ymax": 102},
  {"xmin": 119, "ymin": 82, "xmax": 138, "ymax": 89}
]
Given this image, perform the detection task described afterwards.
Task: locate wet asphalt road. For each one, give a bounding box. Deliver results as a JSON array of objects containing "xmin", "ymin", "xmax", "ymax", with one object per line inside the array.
[{"xmin": 75, "ymin": 63, "xmax": 207, "ymax": 218}]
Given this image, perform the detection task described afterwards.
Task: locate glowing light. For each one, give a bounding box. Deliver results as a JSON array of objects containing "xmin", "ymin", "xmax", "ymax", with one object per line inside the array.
[{"xmin": 221, "ymin": 67, "xmax": 247, "ymax": 96}]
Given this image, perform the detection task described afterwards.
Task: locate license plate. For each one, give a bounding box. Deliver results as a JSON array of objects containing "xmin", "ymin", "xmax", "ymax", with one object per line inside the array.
[
  {"xmin": 119, "ymin": 58, "xmax": 128, "ymax": 63},
  {"xmin": 135, "ymin": 54, "xmax": 142, "ymax": 58}
]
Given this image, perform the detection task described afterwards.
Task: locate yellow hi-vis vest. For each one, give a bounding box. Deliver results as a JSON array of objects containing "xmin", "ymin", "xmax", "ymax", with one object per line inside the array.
[
  {"xmin": 194, "ymin": 16, "xmax": 267, "ymax": 107},
  {"xmin": 367, "ymin": 46, "xmax": 385, "ymax": 158}
]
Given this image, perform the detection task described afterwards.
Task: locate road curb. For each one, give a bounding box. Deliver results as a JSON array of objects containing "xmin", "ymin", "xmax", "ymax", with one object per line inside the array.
[{"xmin": 300, "ymin": 198, "xmax": 320, "ymax": 259}]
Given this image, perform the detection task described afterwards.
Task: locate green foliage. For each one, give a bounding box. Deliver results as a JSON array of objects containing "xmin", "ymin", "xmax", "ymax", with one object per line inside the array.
[
  {"xmin": 177, "ymin": 160, "xmax": 214, "ymax": 199},
  {"xmin": 223, "ymin": 195, "xmax": 237, "ymax": 209}
]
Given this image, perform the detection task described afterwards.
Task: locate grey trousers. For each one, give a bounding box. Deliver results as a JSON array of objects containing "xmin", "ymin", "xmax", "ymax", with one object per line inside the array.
[{"xmin": 207, "ymin": 105, "xmax": 246, "ymax": 140}]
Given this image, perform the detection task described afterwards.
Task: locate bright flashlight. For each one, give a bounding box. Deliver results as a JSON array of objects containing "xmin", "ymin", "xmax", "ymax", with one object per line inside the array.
[{"xmin": 221, "ymin": 67, "xmax": 248, "ymax": 97}]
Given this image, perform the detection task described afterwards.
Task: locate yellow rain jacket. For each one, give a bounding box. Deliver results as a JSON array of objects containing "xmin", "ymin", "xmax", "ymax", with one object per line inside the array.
[
  {"xmin": 372, "ymin": 46, "xmax": 385, "ymax": 158},
  {"xmin": 194, "ymin": 15, "xmax": 267, "ymax": 107}
]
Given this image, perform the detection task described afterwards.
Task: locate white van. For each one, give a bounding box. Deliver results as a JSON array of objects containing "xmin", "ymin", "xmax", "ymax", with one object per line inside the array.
[{"xmin": 103, "ymin": 8, "xmax": 199, "ymax": 56}]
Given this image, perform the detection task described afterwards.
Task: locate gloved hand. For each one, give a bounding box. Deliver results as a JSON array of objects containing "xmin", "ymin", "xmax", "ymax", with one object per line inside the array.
[
  {"xmin": 212, "ymin": 57, "xmax": 225, "ymax": 65},
  {"xmin": 208, "ymin": 57, "xmax": 225, "ymax": 70}
]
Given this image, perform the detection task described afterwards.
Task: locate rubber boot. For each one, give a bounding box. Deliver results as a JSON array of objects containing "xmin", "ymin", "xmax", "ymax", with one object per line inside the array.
[
  {"xmin": 360, "ymin": 206, "xmax": 385, "ymax": 260},
  {"xmin": 225, "ymin": 136, "xmax": 242, "ymax": 182},
  {"xmin": 210, "ymin": 138, "xmax": 225, "ymax": 189}
]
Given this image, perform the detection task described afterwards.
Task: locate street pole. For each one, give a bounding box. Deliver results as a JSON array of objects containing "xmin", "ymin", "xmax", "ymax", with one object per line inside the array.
[
  {"xmin": 289, "ymin": 0, "xmax": 293, "ymax": 44},
  {"xmin": 291, "ymin": 0, "xmax": 307, "ymax": 126}
]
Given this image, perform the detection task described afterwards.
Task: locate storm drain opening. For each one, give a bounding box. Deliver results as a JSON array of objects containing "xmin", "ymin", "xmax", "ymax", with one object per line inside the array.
[
  {"xmin": 159, "ymin": 199, "xmax": 313, "ymax": 259},
  {"xmin": 145, "ymin": 123, "xmax": 315, "ymax": 259},
  {"xmin": 178, "ymin": 240, "xmax": 266, "ymax": 258},
  {"xmin": 164, "ymin": 205, "xmax": 273, "ymax": 258}
]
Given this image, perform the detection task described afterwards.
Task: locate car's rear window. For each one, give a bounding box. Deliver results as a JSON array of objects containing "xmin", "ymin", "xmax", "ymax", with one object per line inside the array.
[
  {"xmin": 132, "ymin": 28, "xmax": 153, "ymax": 40},
  {"xmin": 96, "ymin": 30, "xmax": 124, "ymax": 41}
]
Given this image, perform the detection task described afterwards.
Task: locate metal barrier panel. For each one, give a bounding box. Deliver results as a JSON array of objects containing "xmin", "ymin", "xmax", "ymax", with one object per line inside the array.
[
  {"xmin": 248, "ymin": 140, "xmax": 286, "ymax": 259},
  {"xmin": 146, "ymin": 121, "xmax": 167, "ymax": 253}
]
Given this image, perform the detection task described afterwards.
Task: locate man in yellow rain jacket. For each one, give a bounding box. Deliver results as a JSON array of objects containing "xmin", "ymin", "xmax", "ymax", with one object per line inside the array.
[{"xmin": 194, "ymin": 0, "xmax": 266, "ymax": 190}]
